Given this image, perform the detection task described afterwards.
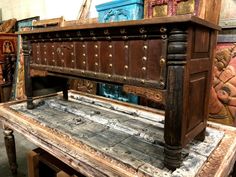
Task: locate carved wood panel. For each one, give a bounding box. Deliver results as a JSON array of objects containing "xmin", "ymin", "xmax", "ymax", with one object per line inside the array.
[{"xmin": 187, "ymin": 72, "xmax": 207, "ymax": 132}]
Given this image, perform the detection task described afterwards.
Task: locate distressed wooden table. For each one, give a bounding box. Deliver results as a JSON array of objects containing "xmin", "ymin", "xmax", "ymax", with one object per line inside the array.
[{"xmin": 1, "ymin": 91, "xmax": 236, "ymax": 177}]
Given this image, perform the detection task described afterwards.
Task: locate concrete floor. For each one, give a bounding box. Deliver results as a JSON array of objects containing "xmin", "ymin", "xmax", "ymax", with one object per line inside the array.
[{"xmin": 0, "ymin": 124, "xmax": 36, "ymax": 177}]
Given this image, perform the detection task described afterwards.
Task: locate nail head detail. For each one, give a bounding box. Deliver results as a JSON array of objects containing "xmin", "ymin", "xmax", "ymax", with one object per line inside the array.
[{"xmin": 160, "ymin": 27, "xmax": 167, "ymax": 33}]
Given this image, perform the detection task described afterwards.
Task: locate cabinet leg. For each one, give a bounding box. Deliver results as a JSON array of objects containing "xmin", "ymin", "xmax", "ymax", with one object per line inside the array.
[
  {"xmin": 194, "ymin": 128, "xmax": 206, "ymax": 142},
  {"xmin": 27, "ymin": 97, "xmax": 34, "ymax": 109},
  {"xmin": 164, "ymin": 144, "xmax": 182, "ymax": 170},
  {"xmin": 63, "ymin": 81, "xmax": 68, "ymax": 100},
  {"xmin": 4, "ymin": 128, "xmax": 17, "ymax": 175},
  {"xmin": 63, "ymin": 88, "xmax": 68, "ymax": 100}
]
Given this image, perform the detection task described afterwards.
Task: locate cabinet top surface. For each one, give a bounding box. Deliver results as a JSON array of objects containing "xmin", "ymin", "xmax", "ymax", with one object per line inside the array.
[{"xmin": 18, "ymin": 14, "xmax": 220, "ymax": 35}]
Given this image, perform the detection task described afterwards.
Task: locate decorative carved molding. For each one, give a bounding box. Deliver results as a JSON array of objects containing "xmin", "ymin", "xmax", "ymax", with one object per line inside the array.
[
  {"xmin": 69, "ymin": 79, "xmax": 97, "ymax": 95},
  {"xmin": 209, "ymin": 44, "xmax": 236, "ymax": 124}
]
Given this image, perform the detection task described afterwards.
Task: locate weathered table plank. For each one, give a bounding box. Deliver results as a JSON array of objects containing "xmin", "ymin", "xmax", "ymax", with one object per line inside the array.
[{"xmin": 2, "ymin": 92, "xmax": 235, "ymax": 177}]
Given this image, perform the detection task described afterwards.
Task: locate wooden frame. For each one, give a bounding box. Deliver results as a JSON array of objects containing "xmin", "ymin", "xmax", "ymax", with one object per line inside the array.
[{"xmin": 1, "ymin": 93, "xmax": 236, "ymax": 176}]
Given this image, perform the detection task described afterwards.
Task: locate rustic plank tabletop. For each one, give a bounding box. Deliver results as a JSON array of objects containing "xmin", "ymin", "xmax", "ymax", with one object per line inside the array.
[{"xmin": 0, "ymin": 91, "xmax": 236, "ymax": 177}]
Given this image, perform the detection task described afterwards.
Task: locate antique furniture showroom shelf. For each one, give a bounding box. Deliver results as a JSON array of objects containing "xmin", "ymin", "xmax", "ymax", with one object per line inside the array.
[{"xmin": 0, "ymin": 15, "xmax": 222, "ymax": 176}]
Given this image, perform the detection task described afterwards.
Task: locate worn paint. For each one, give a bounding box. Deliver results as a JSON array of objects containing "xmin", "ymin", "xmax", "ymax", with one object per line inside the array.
[{"xmin": 9, "ymin": 93, "xmax": 224, "ymax": 177}]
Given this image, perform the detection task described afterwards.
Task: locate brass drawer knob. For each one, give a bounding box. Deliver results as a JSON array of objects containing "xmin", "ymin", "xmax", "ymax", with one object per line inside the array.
[{"xmin": 160, "ymin": 58, "xmax": 166, "ymax": 66}]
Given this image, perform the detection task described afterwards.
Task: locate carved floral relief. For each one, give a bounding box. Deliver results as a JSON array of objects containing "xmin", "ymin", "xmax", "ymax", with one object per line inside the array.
[{"xmin": 209, "ymin": 43, "xmax": 236, "ymax": 125}]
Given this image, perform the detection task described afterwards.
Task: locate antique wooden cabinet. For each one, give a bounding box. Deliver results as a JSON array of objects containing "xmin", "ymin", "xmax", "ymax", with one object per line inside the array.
[{"xmin": 19, "ymin": 15, "xmax": 219, "ymax": 170}]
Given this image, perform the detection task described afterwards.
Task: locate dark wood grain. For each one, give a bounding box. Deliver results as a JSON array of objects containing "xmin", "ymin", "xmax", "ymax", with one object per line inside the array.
[{"xmin": 20, "ymin": 16, "xmax": 218, "ymax": 170}]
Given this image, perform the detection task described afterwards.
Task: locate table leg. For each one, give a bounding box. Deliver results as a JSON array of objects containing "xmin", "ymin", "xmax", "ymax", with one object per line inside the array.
[
  {"xmin": 63, "ymin": 81, "xmax": 69, "ymax": 100},
  {"xmin": 23, "ymin": 39, "xmax": 34, "ymax": 109},
  {"xmin": 4, "ymin": 128, "xmax": 17, "ymax": 175}
]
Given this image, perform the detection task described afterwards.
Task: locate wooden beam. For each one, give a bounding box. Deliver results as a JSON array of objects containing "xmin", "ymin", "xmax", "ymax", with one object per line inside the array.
[{"xmin": 77, "ymin": 0, "xmax": 92, "ymax": 20}]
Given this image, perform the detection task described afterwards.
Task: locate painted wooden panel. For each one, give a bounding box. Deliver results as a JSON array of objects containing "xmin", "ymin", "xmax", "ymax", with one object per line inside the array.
[{"xmin": 96, "ymin": 0, "xmax": 144, "ymax": 23}]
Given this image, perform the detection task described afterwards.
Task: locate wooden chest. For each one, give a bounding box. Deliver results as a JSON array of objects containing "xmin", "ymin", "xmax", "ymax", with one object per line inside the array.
[
  {"xmin": 144, "ymin": 0, "xmax": 222, "ymax": 25},
  {"xmin": 96, "ymin": 0, "xmax": 144, "ymax": 22}
]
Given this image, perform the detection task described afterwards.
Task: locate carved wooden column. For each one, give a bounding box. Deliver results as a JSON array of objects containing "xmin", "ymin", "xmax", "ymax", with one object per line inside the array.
[
  {"xmin": 164, "ymin": 28, "xmax": 187, "ymax": 170},
  {"xmin": 23, "ymin": 38, "xmax": 34, "ymax": 109},
  {"xmin": 3, "ymin": 126, "xmax": 17, "ymax": 175}
]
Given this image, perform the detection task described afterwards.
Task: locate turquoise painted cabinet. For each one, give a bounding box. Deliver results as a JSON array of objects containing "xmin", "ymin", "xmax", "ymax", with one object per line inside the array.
[{"xmin": 96, "ymin": 0, "xmax": 144, "ymax": 22}]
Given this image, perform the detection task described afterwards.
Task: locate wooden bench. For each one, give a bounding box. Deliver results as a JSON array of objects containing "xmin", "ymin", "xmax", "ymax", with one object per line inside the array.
[{"xmin": 19, "ymin": 15, "xmax": 219, "ymax": 170}]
